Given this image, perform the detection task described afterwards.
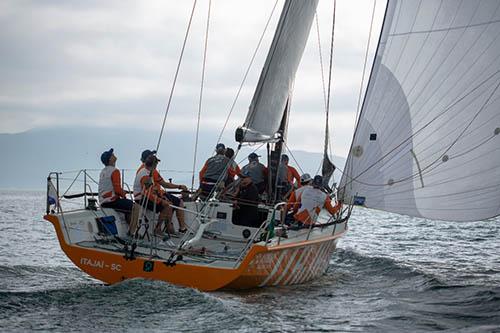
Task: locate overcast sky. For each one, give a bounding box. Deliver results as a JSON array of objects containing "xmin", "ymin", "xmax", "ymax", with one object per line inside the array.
[{"xmin": 0, "ymin": 0, "xmax": 386, "ymax": 157}]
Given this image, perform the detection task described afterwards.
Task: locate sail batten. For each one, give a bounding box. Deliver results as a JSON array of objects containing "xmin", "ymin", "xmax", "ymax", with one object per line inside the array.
[
  {"xmin": 340, "ymin": 0, "xmax": 500, "ymax": 222},
  {"xmin": 237, "ymin": 0, "xmax": 319, "ymax": 143}
]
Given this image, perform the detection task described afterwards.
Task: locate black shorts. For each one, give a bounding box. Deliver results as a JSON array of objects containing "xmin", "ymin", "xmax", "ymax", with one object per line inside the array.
[
  {"xmin": 200, "ymin": 178, "xmax": 217, "ymax": 195},
  {"xmin": 164, "ymin": 193, "xmax": 182, "ymax": 208},
  {"xmin": 135, "ymin": 199, "xmax": 164, "ymax": 213},
  {"xmin": 101, "ymin": 198, "xmax": 134, "ymax": 213}
]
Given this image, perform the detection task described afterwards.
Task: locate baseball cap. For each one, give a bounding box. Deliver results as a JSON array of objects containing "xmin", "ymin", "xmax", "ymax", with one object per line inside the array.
[
  {"xmin": 100, "ymin": 148, "xmax": 114, "ymax": 165},
  {"xmin": 281, "ymin": 154, "xmax": 289, "ymax": 161},
  {"xmin": 248, "ymin": 152, "xmax": 260, "ymax": 160},
  {"xmin": 141, "ymin": 149, "xmax": 157, "ymax": 162},
  {"xmin": 300, "ymin": 173, "xmax": 312, "ymax": 183},
  {"xmin": 216, "ymin": 143, "xmax": 225, "ymax": 151},
  {"xmin": 144, "ymin": 154, "xmax": 160, "ymax": 167},
  {"xmin": 312, "ymin": 175, "xmax": 323, "ymax": 188}
]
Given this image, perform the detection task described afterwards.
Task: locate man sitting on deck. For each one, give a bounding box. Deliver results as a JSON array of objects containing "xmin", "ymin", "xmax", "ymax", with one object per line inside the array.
[
  {"xmin": 134, "ymin": 154, "xmax": 174, "ymax": 235},
  {"xmin": 282, "ymin": 173, "xmax": 313, "ymax": 225},
  {"xmin": 293, "ymin": 175, "xmax": 341, "ymax": 228},
  {"xmin": 199, "ymin": 143, "xmax": 230, "ymax": 198},
  {"xmin": 98, "ymin": 148, "xmax": 134, "ymax": 223},
  {"xmin": 134, "ymin": 150, "xmax": 189, "ymax": 233}
]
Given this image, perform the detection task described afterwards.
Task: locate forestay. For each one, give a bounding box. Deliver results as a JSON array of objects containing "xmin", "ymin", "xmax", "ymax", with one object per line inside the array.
[
  {"xmin": 340, "ymin": 0, "xmax": 500, "ymax": 221},
  {"xmin": 237, "ymin": 0, "xmax": 319, "ymax": 143}
]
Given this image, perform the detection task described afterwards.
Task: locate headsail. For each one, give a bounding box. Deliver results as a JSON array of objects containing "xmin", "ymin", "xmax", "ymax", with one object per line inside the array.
[
  {"xmin": 236, "ymin": 0, "xmax": 319, "ymax": 143},
  {"xmin": 340, "ymin": 0, "xmax": 500, "ymax": 221}
]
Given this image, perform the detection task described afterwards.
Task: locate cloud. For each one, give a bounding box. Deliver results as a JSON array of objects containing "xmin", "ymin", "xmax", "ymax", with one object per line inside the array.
[{"xmin": 0, "ymin": 0, "xmax": 387, "ymax": 157}]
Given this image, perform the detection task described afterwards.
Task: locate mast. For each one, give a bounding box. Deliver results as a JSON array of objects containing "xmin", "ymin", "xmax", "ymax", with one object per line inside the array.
[{"xmin": 268, "ymin": 99, "xmax": 290, "ymax": 203}]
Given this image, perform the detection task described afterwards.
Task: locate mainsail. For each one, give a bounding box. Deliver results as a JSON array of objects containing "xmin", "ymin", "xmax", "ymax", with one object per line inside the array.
[
  {"xmin": 236, "ymin": 0, "xmax": 319, "ymax": 143},
  {"xmin": 340, "ymin": 0, "xmax": 500, "ymax": 221}
]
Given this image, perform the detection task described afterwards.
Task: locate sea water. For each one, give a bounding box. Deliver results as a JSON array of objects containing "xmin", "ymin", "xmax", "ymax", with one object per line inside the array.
[{"xmin": 0, "ymin": 190, "xmax": 498, "ymax": 332}]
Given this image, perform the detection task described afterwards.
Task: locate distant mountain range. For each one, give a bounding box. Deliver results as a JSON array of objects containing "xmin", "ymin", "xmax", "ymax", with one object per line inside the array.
[{"xmin": 0, "ymin": 127, "xmax": 346, "ymax": 190}]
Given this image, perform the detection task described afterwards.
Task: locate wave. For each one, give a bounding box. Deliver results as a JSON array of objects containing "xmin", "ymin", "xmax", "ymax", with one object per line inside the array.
[
  {"xmin": 0, "ymin": 275, "xmax": 258, "ymax": 332},
  {"xmin": 330, "ymin": 248, "xmax": 443, "ymax": 289},
  {"xmin": 0, "ymin": 257, "xmax": 498, "ymax": 332}
]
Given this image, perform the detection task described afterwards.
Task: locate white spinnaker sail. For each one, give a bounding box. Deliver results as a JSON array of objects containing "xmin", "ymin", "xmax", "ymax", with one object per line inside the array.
[
  {"xmin": 238, "ymin": 0, "xmax": 319, "ymax": 142},
  {"xmin": 340, "ymin": 0, "xmax": 500, "ymax": 221}
]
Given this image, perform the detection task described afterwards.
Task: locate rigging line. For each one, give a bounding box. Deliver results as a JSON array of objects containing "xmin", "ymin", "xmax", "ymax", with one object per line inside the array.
[
  {"xmin": 245, "ymin": 1, "xmax": 292, "ymax": 131},
  {"xmin": 315, "ymin": 160, "xmax": 322, "ymax": 176},
  {"xmin": 191, "ymin": 0, "xmax": 212, "ymax": 191},
  {"xmin": 348, "ymin": 137, "xmax": 500, "ymax": 190},
  {"xmin": 322, "ymin": 0, "xmax": 336, "ymax": 180},
  {"xmin": 315, "ymin": 14, "xmax": 328, "ymax": 112},
  {"xmin": 59, "ymin": 169, "xmax": 95, "ymax": 174},
  {"xmin": 199, "ymin": 146, "xmax": 242, "ymax": 214},
  {"xmin": 373, "ymin": 0, "xmax": 463, "ymax": 131},
  {"xmin": 377, "ymin": 85, "xmax": 500, "ymax": 176},
  {"xmin": 447, "ymin": 131, "xmax": 498, "ymax": 161},
  {"xmin": 354, "ymin": 75, "xmax": 500, "ymax": 188},
  {"xmin": 61, "ymin": 170, "xmax": 83, "ymax": 197},
  {"xmin": 315, "ymin": 0, "xmax": 337, "ymax": 181},
  {"xmin": 216, "ymin": 0, "xmax": 279, "ymax": 144},
  {"xmin": 386, "ymin": 172, "xmax": 500, "ymax": 202},
  {"xmin": 418, "ymin": 78, "xmax": 500, "ymax": 174},
  {"xmin": 155, "ymin": 0, "xmax": 198, "ymax": 152},
  {"xmin": 367, "ymin": 0, "xmax": 425, "ymax": 126},
  {"xmin": 369, "ymin": 0, "xmax": 449, "ymax": 135},
  {"xmin": 236, "ymin": 143, "xmax": 265, "ymax": 165},
  {"xmin": 339, "ymin": 69, "xmax": 500, "ymax": 192},
  {"xmin": 380, "ymin": 0, "xmax": 496, "ymax": 142},
  {"xmin": 390, "ymin": 18, "xmax": 500, "ymax": 38},
  {"xmin": 374, "ymin": 0, "xmax": 487, "ymax": 147},
  {"xmin": 403, "ymin": 16, "xmax": 499, "ymax": 134},
  {"xmin": 343, "ymin": 0, "xmax": 384, "ymax": 195},
  {"xmin": 283, "ymin": 142, "xmax": 304, "ymax": 175},
  {"xmin": 324, "ymin": 0, "xmax": 336, "ymax": 143},
  {"xmin": 353, "ymin": 0, "xmax": 377, "ymax": 129},
  {"xmin": 367, "ymin": 78, "xmax": 500, "ymax": 178},
  {"xmin": 369, "ymin": 178, "xmax": 500, "ymax": 203}
]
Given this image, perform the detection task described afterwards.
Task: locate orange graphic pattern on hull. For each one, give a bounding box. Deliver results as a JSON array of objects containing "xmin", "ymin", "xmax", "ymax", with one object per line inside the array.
[{"xmin": 226, "ymin": 239, "xmax": 337, "ymax": 289}]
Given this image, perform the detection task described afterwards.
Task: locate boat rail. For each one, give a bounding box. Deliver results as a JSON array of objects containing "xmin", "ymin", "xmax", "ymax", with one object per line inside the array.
[
  {"xmin": 46, "ymin": 169, "xmax": 351, "ymax": 268},
  {"xmin": 45, "ymin": 169, "xmax": 187, "ymax": 214}
]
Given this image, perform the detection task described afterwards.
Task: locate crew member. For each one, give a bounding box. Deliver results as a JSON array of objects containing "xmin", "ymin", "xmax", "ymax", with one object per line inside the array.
[
  {"xmin": 285, "ymin": 173, "xmax": 313, "ymax": 215},
  {"xmin": 135, "ymin": 150, "xmax": 189, "ymax": 233},
  {"xmin": 240, "ymin": 152, "xmax": 268, "ymax": 194},
  {"xmin": 134, "ymin": 154, "xmax": 174, "ymax": 235},
  {"xmin": 232, "ymin": 171, "xmax": 261, "ymax": 228},
  {"xmin": 98, "ymin": 148, "xmax": 134, "ymax": 223},
  {"xmin": 277, "ymin": 154, "xmax": 301, "ymax": 198},
  {"xmin": 225, "ymin": 147, "xmax": 240, "ymax": 185},
  {"xmin": 293, "ymin": 175, "xmax": 341, "ymax": 227},
  {"xmin": 199, "ymin": 143, "xmax": 230, "ymax": 197}
]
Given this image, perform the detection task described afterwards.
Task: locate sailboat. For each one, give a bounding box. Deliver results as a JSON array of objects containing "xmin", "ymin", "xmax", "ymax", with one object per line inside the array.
[{"xmin": 43, "ymin": 0, "xmax": 500, "ymax": 291}]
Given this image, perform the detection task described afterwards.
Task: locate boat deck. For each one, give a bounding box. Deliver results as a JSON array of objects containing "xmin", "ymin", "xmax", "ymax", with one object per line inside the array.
[{"xmin": 74, "ymin": 231, "xmax": 250, "ymax": 268}]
